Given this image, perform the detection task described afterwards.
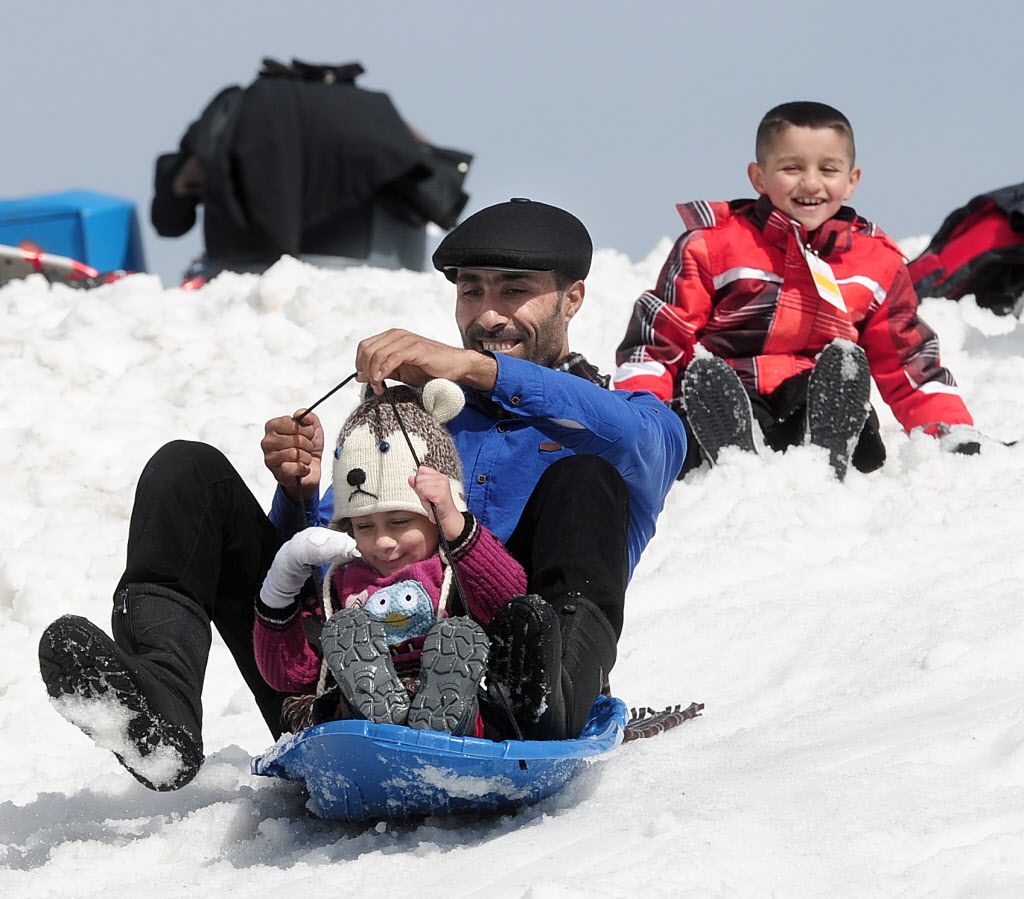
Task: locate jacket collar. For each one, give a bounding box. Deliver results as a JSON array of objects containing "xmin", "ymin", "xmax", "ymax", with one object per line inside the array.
[{"xmin": 746, "ymin": 195, "xmax": 861, "ymax": 258}]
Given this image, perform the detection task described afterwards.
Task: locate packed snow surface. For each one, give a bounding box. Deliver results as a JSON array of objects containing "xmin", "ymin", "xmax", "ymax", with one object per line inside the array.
[{"xmin": 3, "ymin": 242, "xmax": 1024, "ymax": 897}]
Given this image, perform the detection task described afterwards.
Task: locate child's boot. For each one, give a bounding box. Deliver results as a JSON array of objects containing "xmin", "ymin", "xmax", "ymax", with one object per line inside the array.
[
  {"xmin": 806, "ymin": 339, "xmax": 872, "ymax": 481},
  {"xmin": 682, "ymin": 355, "xmax": 757, "ymax": 463},
  {"xmin": 321, "ymin": 608, "xmax": 410, "ymax": 725},
  {"xmin": 407, "ymin": 616, "xmax": 490, "ymax": 735}
]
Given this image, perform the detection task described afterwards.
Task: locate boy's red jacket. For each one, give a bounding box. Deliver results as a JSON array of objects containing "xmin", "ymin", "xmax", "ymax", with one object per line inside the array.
[{"xmin": 614, "ymin": 196, "xmax": 973, "ymax": 433}]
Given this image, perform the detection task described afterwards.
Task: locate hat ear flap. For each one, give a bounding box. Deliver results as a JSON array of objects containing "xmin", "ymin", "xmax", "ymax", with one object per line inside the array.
[{"xmin": 421, "ymin": 378, "xmax": 465, "ymax": 425}]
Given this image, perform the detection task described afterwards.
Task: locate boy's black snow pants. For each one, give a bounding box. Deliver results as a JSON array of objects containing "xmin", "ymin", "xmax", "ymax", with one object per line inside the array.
[
  {"xmin": 115, "ymin": 440, "xmax": 287, "ymax": 737},
  {"xmin": 504, "ymin": 454, "xmax": 628, "ymax": 738}
]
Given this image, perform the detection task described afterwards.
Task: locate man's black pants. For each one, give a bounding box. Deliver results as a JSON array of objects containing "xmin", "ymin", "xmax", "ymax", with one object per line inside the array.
[
  {"xmin": 116, "ymin": 444, "xmax": 629, "ymax": 741},
  {"xmin": 504, "ymin": 455, "xmax": 629, "ymax": 737},
  {"xmin": 115, "ymin": 440, "xmax": 287, "ymax": 736},
  {"xmin": 504, "ymin": 454, "xmax": 629, "ymax": 636}
]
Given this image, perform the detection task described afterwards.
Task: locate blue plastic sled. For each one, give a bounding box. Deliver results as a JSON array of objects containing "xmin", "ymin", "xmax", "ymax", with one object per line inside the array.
[{"xmin": 251, "ymin": 694, "xmax": 628, "ymax": 822}]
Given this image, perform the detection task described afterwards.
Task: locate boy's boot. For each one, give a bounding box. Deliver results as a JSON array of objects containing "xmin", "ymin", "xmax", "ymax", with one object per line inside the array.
[
  {"xmin": 806, "ymin": 340, "xmax": 872, "ymax": 481},
  {"xmin": 407, "ymin": 616, "xmax": 490, "ymax": 735},
  {"xmin": 38, "ymin": 584, "xmax": 210, "ymax": 791},
  {"xmin": 682, "ymin": 355, "xmax": 757, "ymax": 463},
  {"xmin": 321, "ymin": 608, "xmax": 410, "ymax": 725}
]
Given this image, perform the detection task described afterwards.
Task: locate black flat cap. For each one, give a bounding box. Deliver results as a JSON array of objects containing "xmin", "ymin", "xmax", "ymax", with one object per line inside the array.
[{"xmin": 432, "ymin": 198, "xmax": 592, "ymax": 283}]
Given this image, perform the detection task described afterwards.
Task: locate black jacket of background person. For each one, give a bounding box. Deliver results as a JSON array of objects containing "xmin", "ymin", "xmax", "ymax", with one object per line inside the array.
[{"xmin": 151, "ymin": 60, "xmax": 472, "ymax": 260}]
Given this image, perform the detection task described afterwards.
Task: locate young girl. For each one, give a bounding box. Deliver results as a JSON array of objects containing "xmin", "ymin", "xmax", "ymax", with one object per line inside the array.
[{"xmin": 254, "ymin": 379, "xmax": 527, "ymax": 736}]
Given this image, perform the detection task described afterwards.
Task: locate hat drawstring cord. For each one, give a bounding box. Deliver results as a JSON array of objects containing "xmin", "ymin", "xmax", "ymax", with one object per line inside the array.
[
  {"xmin": 382, "ymin": 380, "xmax": 469, "ymax": 617},
  {"xmin": 290, "ymin": 371, "xmax": 360, "ymax": 535}
]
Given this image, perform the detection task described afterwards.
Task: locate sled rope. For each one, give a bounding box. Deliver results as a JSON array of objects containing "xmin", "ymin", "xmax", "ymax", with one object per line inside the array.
[{"xmin": 622, "ymin": 701, "xmax": 704, "ymax": 742}]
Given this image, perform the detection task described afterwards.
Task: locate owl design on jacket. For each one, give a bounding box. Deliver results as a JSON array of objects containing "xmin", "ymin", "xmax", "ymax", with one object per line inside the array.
[{"xmin": 345, "ymin": 580, "xmax": 435, "ymax": 646}]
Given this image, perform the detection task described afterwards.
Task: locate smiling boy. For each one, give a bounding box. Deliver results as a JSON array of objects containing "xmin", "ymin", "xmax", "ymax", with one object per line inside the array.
[{"xmin": 614, "ymin": 101, "xmax": 978, "ymax": 480}]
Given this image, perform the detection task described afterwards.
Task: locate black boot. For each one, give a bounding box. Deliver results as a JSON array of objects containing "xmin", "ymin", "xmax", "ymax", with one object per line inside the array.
[
  {"xmin": 485, "ymin": 594, "xmax": 560, "ymax": 738},
  {"xmin": 534, "ymin": 594, "xmax": 618, "ymax": 740},
  {"xmin": 486, "ymin": 593, "xmax": 617, "ymax": 741},
  {"xmin": 38, "ymin": 583, "xmax": 210, "ymax": 791},
  {"xmin": 682, "ymin": 355, "xmax": 758, "ymax": 464},
  {"xmin": 806, "ymin": 340, "xmax": 872, "ymax": 481}
]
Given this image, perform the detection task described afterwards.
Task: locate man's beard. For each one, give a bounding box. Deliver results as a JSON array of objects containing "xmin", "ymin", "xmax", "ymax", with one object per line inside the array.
[{"xmin": 461, "ymin": 298, "xmax": 567, "ymax": 368}]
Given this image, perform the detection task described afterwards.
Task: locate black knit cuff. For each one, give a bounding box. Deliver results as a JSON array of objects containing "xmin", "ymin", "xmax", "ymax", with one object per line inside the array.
[
  {"xmin": 447, "ymin": 512, "xmax": 478, "ymax": 558},
  {"xmin": 255, "ymin": 597, "xmax": 301, "ymax": 630}
]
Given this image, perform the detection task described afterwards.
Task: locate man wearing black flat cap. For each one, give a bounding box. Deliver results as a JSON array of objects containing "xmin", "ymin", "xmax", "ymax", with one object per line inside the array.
[
  {"xmin": 344, "ymin": 198, "xmax": 687, "ymax": 740},
  {"xmin": 38, "ymin": 200, "xmax": 686, "ymax": 791}
]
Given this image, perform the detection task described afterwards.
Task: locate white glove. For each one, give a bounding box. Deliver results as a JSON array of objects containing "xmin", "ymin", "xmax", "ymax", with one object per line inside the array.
[
  {"xmin": 937, "ymin": 425, "xmax": 984, "ymax": 456},
  {"xmin": 259, "ymin": 527, "xmax": 357, "ymax": 609}
]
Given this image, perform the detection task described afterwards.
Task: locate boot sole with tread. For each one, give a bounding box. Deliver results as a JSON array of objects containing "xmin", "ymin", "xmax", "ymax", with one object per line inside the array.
[{"xmin": 38, "ymin": 615, "xmax": 203, "ymax": 791}]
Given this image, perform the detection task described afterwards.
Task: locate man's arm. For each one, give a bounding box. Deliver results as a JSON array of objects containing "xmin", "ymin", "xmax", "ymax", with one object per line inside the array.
[
  {"xmin": 491, "ymin": 354, "xmax": 687, "ymax": 508},
  {"xmin": 355, "ymin": 328, "xmax": 686, "ymax": 501},
  {"xmin": 355, "ymin": 330, "xmax": 497, "ymax": 394},
  {"xmin": 262, "ymin": 410, "xmax": 324, "ymax": 501}
]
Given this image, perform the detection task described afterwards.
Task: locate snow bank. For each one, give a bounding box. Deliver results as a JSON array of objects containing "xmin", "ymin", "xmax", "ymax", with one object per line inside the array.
[{"xmin": 2, "ymin": 252, "xmax": 1024, "ymax": 897}]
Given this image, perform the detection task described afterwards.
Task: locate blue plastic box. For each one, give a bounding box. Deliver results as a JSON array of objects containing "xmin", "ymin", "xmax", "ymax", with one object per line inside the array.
[{"xmin": 0, "ymin": 190, "xmax": 146, "ymax": 273}]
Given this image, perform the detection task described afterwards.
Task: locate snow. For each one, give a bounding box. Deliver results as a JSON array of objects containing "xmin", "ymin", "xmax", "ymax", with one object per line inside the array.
[
  {"xmin": 3, "ymin": 247, "xmax": 1024, "ymax": 897},
  {"xmin": 47, "ymin": 694, "xmax": 186, "ymax": 791}
]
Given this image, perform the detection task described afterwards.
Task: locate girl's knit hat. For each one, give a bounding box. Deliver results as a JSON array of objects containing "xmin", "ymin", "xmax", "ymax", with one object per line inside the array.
[{"xmin": 331, "ymin": 379, "xmax": 467, "ymax": 529}]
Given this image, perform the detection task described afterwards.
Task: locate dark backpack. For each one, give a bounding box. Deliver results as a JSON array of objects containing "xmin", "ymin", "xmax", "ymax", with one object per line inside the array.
[{"xmin": 908, "ymin": 182, "xmax": 1024, "ymax": 315}]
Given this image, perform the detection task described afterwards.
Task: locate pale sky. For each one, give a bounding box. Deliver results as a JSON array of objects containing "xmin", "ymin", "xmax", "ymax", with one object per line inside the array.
[{"xmin": 5, "ymin": 1, "xmax": 1022, "ymax": 283}]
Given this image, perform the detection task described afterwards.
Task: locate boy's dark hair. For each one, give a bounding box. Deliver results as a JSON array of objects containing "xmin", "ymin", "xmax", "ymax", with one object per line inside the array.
[{"xmin": 756, "ymin": 101, "xmax": 856, "ymax": 164}]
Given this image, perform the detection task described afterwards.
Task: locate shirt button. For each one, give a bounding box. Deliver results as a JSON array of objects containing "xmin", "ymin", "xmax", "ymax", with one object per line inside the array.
[
  {"xmin": 477, "ymin": 474, "xmax": 488, "ymax": 484},
  {"xmin": 510, "ymin": 395, "xmax": 521, "ymax": 406},
  {"xmin": 497, "ymin": 423, "xmax": 507, "ymax": 432}
]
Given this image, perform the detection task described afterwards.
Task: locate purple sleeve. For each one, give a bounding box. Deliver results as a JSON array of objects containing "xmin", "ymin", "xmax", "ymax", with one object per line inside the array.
[
  {"xmin": 253, "ymin": 600, "xmax": 322, "ymax": 693},
  {"xmin": 449, "ymin": 516, "xmax": 527, "ymax": 626}
]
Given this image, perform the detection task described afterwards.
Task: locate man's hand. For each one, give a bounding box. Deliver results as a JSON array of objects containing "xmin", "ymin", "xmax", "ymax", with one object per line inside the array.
[
  {"xmin": 262, "ymin": 411, "xmax": 324, "ymax": 502},
  {"xmin": 355, "ymin": 329, "xmax": 497, "ymax": 394},
  {"xmin": 409, "ymin": 465, "xmax": 466, "ymax": 542}
]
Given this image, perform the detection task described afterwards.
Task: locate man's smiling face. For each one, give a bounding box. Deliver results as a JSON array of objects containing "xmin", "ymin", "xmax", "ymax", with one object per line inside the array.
[
  {"xmin": 454, "ymin": 269, "xmax": 583, "ymax": 367},
  {"xmin": 747, "ymin": 125, "xmax": 861, "ymax": 232}
]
